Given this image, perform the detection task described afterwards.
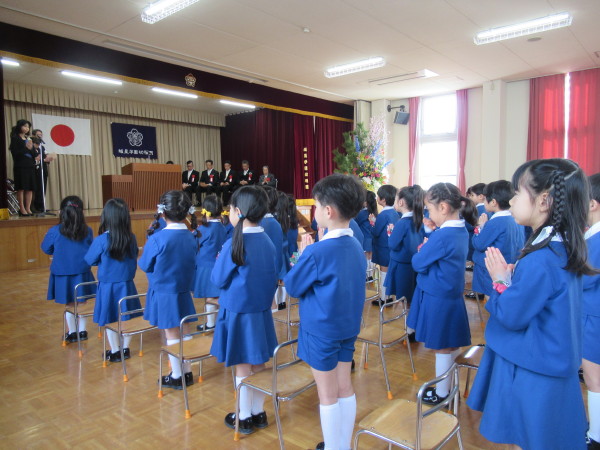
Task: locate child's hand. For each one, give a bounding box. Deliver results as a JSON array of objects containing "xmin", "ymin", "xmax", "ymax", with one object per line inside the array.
[
  {"xmin": 300, "ymin": 233, "xmax": 314, "ymax": 253},
  {"xmin": 478, "ymin": 213, "xmax": 488, "ymax": 227},
  {"xmin": 423, "ymin": 218, "xmax": 436, "ymax": 230},
  {"xmin": 484, "ymin": 247, "xmax": 511, "ymax": 283},
  {"xmin": 417, "ymin": 237, "xmax": 428, "ymax": 252}
]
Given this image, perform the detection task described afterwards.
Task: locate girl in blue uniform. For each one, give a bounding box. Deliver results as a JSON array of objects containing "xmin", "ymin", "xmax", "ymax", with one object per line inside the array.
[
  {"xmin": 407, "ymin": 183, "xmax": 477, "ymax": 404},
  {"xmin": 210, "ymin": 186, "xmax": 278, "ymax": 435},
  {"xmin": 583, "ymin": 172, "xmax": 600, "ymax": 449},
  {"xmin": 139, "ymin": 191, "xmax": 198, "ymax": 390},
  {"xmin": 467, "ymin": 159, "xmax": 592, "ymax": 449},
  {"xmin": 221, "ymin": 209, "xmax": 234, "ymax": 239},
  {"xmin": 192, "ymin": 195, "xmax": 227, "ymax": 332},
  {"xmin": 284, "ymin": 174, "xmax": 367, "ymax": 450},
  {"xmin": 384, "ymin": 185, "xmax": 425, "ymax": 305},
  {"xmin": 471, "ymin": 180, "xmax": 524, "ymax": 297},
  {"xmin": 41, "ymin": 196, "xmax": 96, "ymax": 343},
  {"xmin": 85, "ymin": 198, "xmax": 140, "ymax": 362},
  {"xmin": 371, "ymin": 184, "xmax": 399, "ymax": 305},
  {"xmin": 355, "ymin": 190, "xmax": 378, "ymax": 268},
  {"xmin": 260, "ymin": 186, "xmax": 284, "ymax": 308},
  {"xmin": 286, "ymin": 194, "xmax": 299, "ymax": 257}
]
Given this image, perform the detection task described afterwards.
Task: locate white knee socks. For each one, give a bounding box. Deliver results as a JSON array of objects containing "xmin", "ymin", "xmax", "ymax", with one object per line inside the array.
[
  {"xmin": 107, "ymin": 330, "xmax": 132, "ymax": 353},
  {"xmin": 589, "ymin": 390, "xmax": 600, "ymax": 442},
  {"xmin": 66, "ymin": 314, "xmax": 87, "ymax": 333},
  {"xmin": 166, "ymin": 338, "xmax": 191, "ymax": 378},
  {"xmin": 236, "ymin": 376, "xmax": 252, "ymax": 420},
  {"xmin": 435, "ymin": 353, "xmax": 453, "ymax": 398},
  {"xmin": 205, "ymin": 303, "xmax": 217, "ymax": 328},
  {"xmin": 338, "ymin": 394, "xmax": 356, "ymax": 450},
  {"xmin": 379, "ymin": 271, "xmax": 387, "ymax": 299},
  {"xmin": 319, "ymin": 402, "xmax": 341, "ymax": 450},
  {"xmin": 251, "ymin": 390, "xmax": 266, "ymax": 415},
  {"xmin": 275, "ymin": 285, "xmax": 287, "ymax": 305}
]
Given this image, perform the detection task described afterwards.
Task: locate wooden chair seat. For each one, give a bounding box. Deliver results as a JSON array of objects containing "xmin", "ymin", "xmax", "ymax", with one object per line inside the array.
[
  {"xmin": 162, "ymin": 335, "xmax": 213, "ymax": 361},
  {"xmin": 358, "ymin": 399, "xmax": 459, "ymax": 450},
  {"xmin": 242, "ymin": 361, "xmax": 314, "ymax": 398},
  {"xmin": 455, "ymin": 344, "xmax": 484, "ymax": 369},
  {"xmin": 105, "ymin": 316, "xmax": 156, "ymax": 334},
  {"xmin": 358, "ymin": 320, "xmax": 407, "ymax": 345}
]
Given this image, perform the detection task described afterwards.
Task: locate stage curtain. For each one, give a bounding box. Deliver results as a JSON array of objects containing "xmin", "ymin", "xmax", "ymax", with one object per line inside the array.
[
  {"xmin": 568, "ymin": 68, "xmax": 600, "ymax": 175},
  {"xmin": 314, "ymin": 116, "xmax": 353, "ymax": 182},
  {"xmin": 527, "ymin": 74, "xmax": 565, "ymax": 161},
  {"xmin": 293, "ymin": 115, "xmax": 315, "ymax": 198},
  {"xmin": 408, "ymin": 97, "xmax": 420, "ymax": 185},
  {"xmin": 456, "ymin": 89, "xmax": 468, "ymax": 193}
]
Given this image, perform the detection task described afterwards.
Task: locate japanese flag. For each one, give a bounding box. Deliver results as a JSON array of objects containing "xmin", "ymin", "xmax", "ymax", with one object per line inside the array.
[{"xmin": 32, "ymin": 114, "xmax": 92, "ymax": 156}]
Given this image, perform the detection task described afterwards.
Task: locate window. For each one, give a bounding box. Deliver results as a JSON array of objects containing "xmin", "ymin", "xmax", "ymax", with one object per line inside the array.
[{"xmin": 417, "ymin": 94, "xmax": 458, "ymax": 189}]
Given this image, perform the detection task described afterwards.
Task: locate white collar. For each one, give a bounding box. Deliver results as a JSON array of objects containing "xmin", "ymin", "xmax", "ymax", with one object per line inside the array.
[
  {"xmin": 264, "ymin": 213, "xmax": 274, "ymax": 218},
  {"xmin": 490, "ymin": 210, "xmax": 511, "ymax": 220},
  {"xmin": 244, "ymin": 169, "xmax": 248, "ymax": 174},
  {"xmin": 440, "ymin": 219, "xmax": 465, "ymax": 229},
  {"xmin": 225, "ymin": 169, "xmax": 230, "ymax": 174},
  {"xmin": 188, "ymin": 169, "xmax": 193, "ymax": 174},
  {"xmin": 320, "ymin": 228, "xmax": 353, "ymax": 241},
  {"xmin": 208, "ymin": 219, "xmax": 221, "ymax": 223},
  {"xmin": 382, "ymin": 206, "xmax": 394, "ymax": 211},
  {"xmin": 532, "ymin": 226, "xmax": 563, "ymax": 245},
  {"xmin": 401, "ymin": 211, "xmax": 413, "ymax": 218},
  {"xmin": 476, "ymin": 203, "xmax": 485, "ymax": 207},
  {"xmin": 165, "ymin": 223, "xmax": 188, "ymax": 230},
  {"xmin": 585, "ymin": 222, "xmax": 600, "ymax": 240},
  {"xmin": 243, "ymin": 226, "xmax": 263, "ymax": 234}
]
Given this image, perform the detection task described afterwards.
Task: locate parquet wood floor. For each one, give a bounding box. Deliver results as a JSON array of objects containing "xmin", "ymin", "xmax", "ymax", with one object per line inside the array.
[{"xmin": 0, "ymin": 268, "xmax": 513, "ymax": 449}]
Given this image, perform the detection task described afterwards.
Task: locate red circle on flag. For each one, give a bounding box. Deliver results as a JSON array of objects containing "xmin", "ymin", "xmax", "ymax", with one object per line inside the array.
[{"xmin": 50, "ymin": 124, "xmax": 75, "ymax": 147}]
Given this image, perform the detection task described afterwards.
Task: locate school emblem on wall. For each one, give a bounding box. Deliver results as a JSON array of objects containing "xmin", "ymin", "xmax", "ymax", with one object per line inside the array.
[
  {"xmin": 185, "ymin": 73, "xmax": 196, "ymax": 87},
  {"xmin": 127, "ymin": 128, "xmax": 144, "ymax": 147}
]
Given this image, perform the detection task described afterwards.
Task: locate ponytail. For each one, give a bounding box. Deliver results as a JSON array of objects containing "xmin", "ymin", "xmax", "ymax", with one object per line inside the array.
[
  {"xmin": 229, "ymin": 186, "xmax": 269, "ymax": 266},
  {"xmin": 231, "ymin": 215, "xmax": 246, "ymax": 266},
  {"xmin": 460, "ymin": 196, "xmax": 478, "ymax": 227},
  {"xmin": 147, "ymin": 213, "xmax": 161, "ymax": 237}
]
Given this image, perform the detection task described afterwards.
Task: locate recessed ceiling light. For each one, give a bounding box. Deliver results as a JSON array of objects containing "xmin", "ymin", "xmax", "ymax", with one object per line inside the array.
[
  {"xmin": 1, "ymin": 58, "xmax": 20, "ymax": 67},
  {"xmin": 152, "ymin": 87, "xmax": 198, "ymax": 99},
  {"xmin": 474, "ymin": 12, "xmax": 572, "ymax": 45},
  {"xmin": 302, "ymin": 27, "xmax": 311, "ymax": 33},
  {"xmin": 220, "ymin": 100, "xmax": 256, "ymax": 109},
  {"xmin": 141, "ymin": 0, "xmax": 201, "ymax": 24},
  {"xmin": 62, "ymin": 70, "xmax": 122, "ymax": 85},
  {"xmin": 527, "ymin": 36, "xmax": 542, "ymax": 42},
  {"xmin": 324, "ymin": 57, "xmax": 386, "ymax": 78}
]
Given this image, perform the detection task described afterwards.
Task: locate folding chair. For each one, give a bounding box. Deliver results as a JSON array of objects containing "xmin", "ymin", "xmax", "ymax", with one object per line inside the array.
[
  {"xmin": 353, "ymin": 364, "xmax": 463, "ymax": 450},
  {"xmin": 455, "ymin": 344, "xmax": 485, "ymax": 398},
  {"xmin": 272, "ymin": 297, "xmax": 300, "ymax": 358},
  {"xmin": 365, "ymin": 265, "xmax": 380, "ymax": 302},
  {"xmin": 357, "ymin": 297, "xmax": 416, "ymax": 400},
  {"xmin": 103, "ymin": 293, "xmax": 158, "ymax": 382},
  {"xmin": 233, "ymin": 339, "xmax": 316, "ymax": 449},
  {"xmin": 63, "ymin": 281, "xmax": 98, "ymax": 358},
  {"xmin": 463, "ymin": 269, "xmax": 485, "ymax": 328},
  {"xmin": 157, "ymin": 310, "xmax": 217, "ymax": 419}
]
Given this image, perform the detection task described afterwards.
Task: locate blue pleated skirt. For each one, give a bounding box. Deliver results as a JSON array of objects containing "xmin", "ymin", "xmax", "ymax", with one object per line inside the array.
[
  {"xmin": 47, "ymin": 271, "xmax": 96, "ymax": 304},
  {"xmin": 93, "ymin": 281, "xmax": 141, "ymax": 326},
  {"xmin": 467, "ymin": 348, "xmax": 587, "ymax": 449},
  {"xmin": 143, "ymin": 289, "xmax": 196, "ymax": 329},
  {"xmin": 193, "ymin": 265, "xmax": 220, "ymax": 298},
  {"xmin": 363, "ymin": 237, "xmax": 373, "ymax": 253},
  {"xmin": 210, "ymin": 307, "xmax": 278, "ymax": 367},
  {"xmin": 384, "ymin": 260, "xmax": 416, "ymax": 302},
  {"xmin": 472, "ymin": 264, "xmax": 493, "ymax": 296},
  {"xmin": 406, "ymin": 286, "xmax": 471, "ymax": 349},
  {"xmin": 583, "ymin": 313, "xmax": 600, "ymax": 364},
  {"xmin": 372, "ymin": 244, "xmax": 390, "ymax": 267}
]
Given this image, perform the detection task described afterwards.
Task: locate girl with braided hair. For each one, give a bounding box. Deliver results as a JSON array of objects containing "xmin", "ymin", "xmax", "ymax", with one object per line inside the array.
[{"xmin": 468, "ymin": 159, "xmax": 594, "ymax": 450}]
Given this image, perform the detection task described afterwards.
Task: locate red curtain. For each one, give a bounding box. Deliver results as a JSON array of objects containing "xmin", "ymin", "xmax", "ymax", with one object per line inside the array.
[
  {"xmin": 568, "ymin": 68, "xmax": 600, "ymax": 175},
  {"xmin": 456, "ymin": 89, "xmax": 468, "ymax": 193},
  {"xmin": 314, "ymin": 117, "xmax": 353, "ymax": 182},
  {"xmin": 408, "ymin": 97, "xmax": 420, "ymax": 185},
  {"xmin": 527, "ymin": 74, "xmax": 565, "ymax": 161}
]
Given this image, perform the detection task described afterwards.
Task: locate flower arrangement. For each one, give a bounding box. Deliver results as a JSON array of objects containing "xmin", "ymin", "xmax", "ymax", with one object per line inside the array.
[{"xmin": 333, "ymin": 115, "xmax": 391, "ymax": 192}]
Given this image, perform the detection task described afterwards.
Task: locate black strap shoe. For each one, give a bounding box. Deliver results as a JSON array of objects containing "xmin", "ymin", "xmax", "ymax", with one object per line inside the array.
[
  {"xmin": 421, "ymin": 387, "xmax": 448, "ymax": 405},
  {"xmin": 224, "ymin": 412, "xmax": 255, "ymax": 434},
  {"xmin": 160, "ymin": 373, "xmax": 183, "ymax": 390},
  {"xmin": 251, "ymin": 411, "xmax": 268, "ymax": 429},
  {"xmin": 184, "ymin": 372, "xmax": 194, "ymax": 387}
]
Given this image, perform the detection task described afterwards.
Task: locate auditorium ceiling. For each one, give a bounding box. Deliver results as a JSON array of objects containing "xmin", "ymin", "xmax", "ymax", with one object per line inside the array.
[{"xmin": 1, "ymin": 0, "xmax": 599, "ymax": 106}]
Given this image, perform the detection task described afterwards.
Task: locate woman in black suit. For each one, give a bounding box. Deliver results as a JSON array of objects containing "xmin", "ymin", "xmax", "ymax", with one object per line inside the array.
[{"xmin": 9, "ymin": 119, "xmax": 38, "ymax": 216}]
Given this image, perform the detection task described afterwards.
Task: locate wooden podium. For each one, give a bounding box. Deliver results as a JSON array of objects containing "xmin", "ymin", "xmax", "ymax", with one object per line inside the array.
[
  {"xmin": 102, "ymin": 175, "xmax": 133, "ymax": 208},
  {"xmin": 121, "ymin": 163, "xmax": 181, "ymax": 210}
]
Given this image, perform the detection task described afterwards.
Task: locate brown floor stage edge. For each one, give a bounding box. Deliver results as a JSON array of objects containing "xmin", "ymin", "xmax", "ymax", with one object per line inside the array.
[{"xmin": 0, "ymin": 267, "xmax": 535, "ymax": 449}]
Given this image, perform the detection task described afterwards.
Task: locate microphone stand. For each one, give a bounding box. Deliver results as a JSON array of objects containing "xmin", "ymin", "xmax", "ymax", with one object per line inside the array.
[{"xmin": 36, "ymin": 142, "xmax": 55, "ymax": 217}]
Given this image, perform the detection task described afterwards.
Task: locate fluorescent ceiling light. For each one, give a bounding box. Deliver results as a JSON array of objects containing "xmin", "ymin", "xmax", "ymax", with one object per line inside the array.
[
  {"xmin": 152, "ymin": 87, "xmax": 198, "ymax": 99},
  {"xmin": 141, "ymin": 0, "xmax": 201, "ymax": 24},
  {"xmin": 324, "ymin": 57, "xmax": 385, "ymax": 78},
  {"xmin": 219, "ymin": 100, "xmax": 256, "ymax": 109},
  {"xmin": 474, "ymin": 12, "xmax": 572, "ymax": 45},
  {"xmin": 369, "ymin": 69, "xmax": 438, "ymax": 86},
  {"xmin": 61, "ymin": 70, "xmax": 122, "ymax": 85},
  {"xmin": 1, "ymin": 58, "xmax": 20, "ymax": 67}
]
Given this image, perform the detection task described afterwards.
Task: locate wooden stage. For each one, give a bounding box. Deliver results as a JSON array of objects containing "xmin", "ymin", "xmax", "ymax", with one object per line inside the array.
[{"xmin": 0, "ymin": 265, "xmax": 518, "ymax": 449}]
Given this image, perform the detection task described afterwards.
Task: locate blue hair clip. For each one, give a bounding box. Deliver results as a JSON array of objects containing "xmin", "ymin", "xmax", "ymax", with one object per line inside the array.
[{"xmin": 238, "ymin": 214, "xmax": 245, "ymax": 219}]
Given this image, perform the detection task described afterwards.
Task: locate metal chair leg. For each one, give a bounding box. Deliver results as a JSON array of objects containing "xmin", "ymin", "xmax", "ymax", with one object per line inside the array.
[
  {"xmin": 464, "ymin": 368, "xmax": 472, "ymax": 398},
  {"xmin": 406, "ymin": 334, "xmax": 417, "ymax": 380},
  {"xmin": 120, "ymin": 333, "xmax": 128, "ymax": 382},
  {"xmin": 157, "ymin": 351, "xmax": 164, "ymax": 398},
  {"xmin": 378, "ymin": 343, "xmax": 393, "ymax": 400},
  {"xmin": 139, "ymin": 333, "xmax": 144, "ymax": 357},
  {"xmin": 234, "ymin": 383, "xmax": 242, "ymax": 441},
  {"xmin": 274, "ymin": 396, "xmax": 285, "ymax": 450},
  {"xmin": 182, "ymin": 358, "xmax": 191, "ymax": 418},
  {"xmin": 364, "ymin": 343, "xmax": 369, "ymax": 369}
]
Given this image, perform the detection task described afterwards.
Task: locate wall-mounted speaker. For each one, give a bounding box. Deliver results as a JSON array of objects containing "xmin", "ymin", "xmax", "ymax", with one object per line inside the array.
[{"xmin": 393, "ymin": 111, "xmax": 410, "ymax": 124}]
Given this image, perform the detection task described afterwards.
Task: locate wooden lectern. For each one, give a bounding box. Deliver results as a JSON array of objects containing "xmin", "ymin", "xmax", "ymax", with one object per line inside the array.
[
  {"xmin": 121, "ymin": 163, "xmax": 181, "ymax": 210},
  {"xmin": 102, "ymin": 175, "xmax": 133, "ymax": 208}
]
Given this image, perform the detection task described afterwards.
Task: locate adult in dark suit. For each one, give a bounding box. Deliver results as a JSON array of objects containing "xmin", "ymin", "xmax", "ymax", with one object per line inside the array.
[
  {"xmin": 259, "ymin": 165, "xmax": 277, "ymax": 188},
  {"xmin": 218, "ymin": 160, "xmax": 237, "ymax": 205},
  {"xmin": 32, "ymin": 129, "xmax": 51, "ymax": 212},
  {"xmin": 9, "ymin": 119, "xmax": 38, "ymax": 216},
  {"xmin": 182, "ymin": 160, "xmax": 200, "ymax": 205},
  {"xmin": 238, "ymin": 160, "xmax": 257, "ymax": 187},
  {"xmin": 199, "ymin": 159, "xmax": 219, "ymax": 198}
]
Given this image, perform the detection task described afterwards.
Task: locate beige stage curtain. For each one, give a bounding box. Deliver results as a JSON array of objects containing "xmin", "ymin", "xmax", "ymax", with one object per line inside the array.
[{"xmin": 4, "ymin": 81, "xmax": 224, "ymax": 210}]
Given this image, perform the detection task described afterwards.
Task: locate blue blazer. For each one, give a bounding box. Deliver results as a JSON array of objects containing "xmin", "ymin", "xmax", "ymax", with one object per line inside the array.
[
  {"xmin": 139, "ymin": 228, "xmax": 196, "ymax": 293},
  {"xmin": 195, "ymin": 222, "xmax": 227, "ymax": 268},
  {"xmin": 284, "ymin": 235, "xmax": 367, "ymax": 340},
  {"xmin": 484, "ymin": 242, "xmax": 582, "ymax": 377},
  {"xmin": 355, "ymin": 208, "xmax": 373, "ymax": 252},
  {"xmin": 389, "ymin": 217, "xmax": 422, "ymax": 263},
  {"xmin": 372, "ymin": 208, "xmax": 400, "ymax": 266},
  {"xmin": 349, "ymin": 219, "xmax": 364, "ymax": 249},
  {"xmin": 41, "ymin": 225, "xmax": 94, "ymax": 275},
  {"xmin": 261, "ymin": 216, "xmax": 284, "ymax": 273},
  {"xmin": 211, "ymin": 232, "xmax": 278, "ymax": 313},
  {"xmin": 84, "ymin": 232, "xmax": 138, "ymax": 282},
  {"xmin": 287, "ymin": 228, "xmax": 299, "ymax": 257},
  {"xmin": 584, "ymin": 232, "xmax": 600, "ymax": 316}
]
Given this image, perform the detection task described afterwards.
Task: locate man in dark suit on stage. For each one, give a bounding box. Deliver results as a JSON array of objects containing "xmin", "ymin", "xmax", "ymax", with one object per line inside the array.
[
  {"xmin": 199, "ymin": 159, "xmax": 219, "ymax": 198},
  {"xmin": 32, "ymin": 129, "xmax": 51, "ymax": 212},
  {"xmin": 218, "ymin": 160, "xmax": 237, "ymax": 205},
  {"xmin": 238, "ymin": 160, "xmax": 257, "ymax": 187},
  {"xmin": 182, "ymin": 160, "xmax": 200, "ymax": 205}
]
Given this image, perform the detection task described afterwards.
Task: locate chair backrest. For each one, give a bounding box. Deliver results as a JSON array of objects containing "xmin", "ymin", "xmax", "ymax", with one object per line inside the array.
[
  {"xmin": 73, "ymin": 281, "xmax": 98, "ymax": 314},
  {"xmin": 117, "ymin": 293, "xmax": 147, "ymax": 326},
  {"xmin": 271, "ymin": 338, "xmax": 315, "ymax": 396},
  {"xmin": 415, "ymin": 364, "xmax": 460, "ymax": 449}
]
